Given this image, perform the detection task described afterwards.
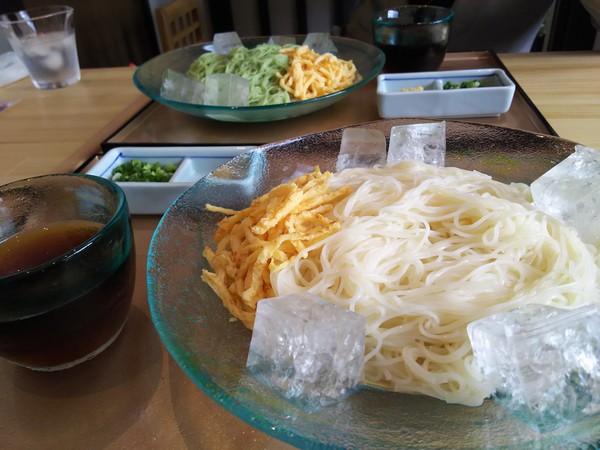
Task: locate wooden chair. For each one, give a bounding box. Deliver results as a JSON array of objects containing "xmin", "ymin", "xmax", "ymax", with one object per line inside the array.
[{"xmin": 155, "ymin": 0, "xmax": 203, "ymax": 52}]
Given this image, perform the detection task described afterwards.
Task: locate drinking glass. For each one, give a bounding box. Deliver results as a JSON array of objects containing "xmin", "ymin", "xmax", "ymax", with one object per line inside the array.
[
  {"xmin": 0, "ymin": 5, "xmax": 81, "ymax": 89},
  {"xmin": 373, "ymin": 5, "xmax": 454, "ymax": 73},
  {"xmin": 0, "ymin": 174, "xmax": 136, "ymax": 371}
]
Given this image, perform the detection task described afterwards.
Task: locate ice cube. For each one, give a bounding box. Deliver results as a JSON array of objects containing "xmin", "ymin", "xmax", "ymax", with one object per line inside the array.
[
  {"xmin": 387, "ymin": 122, "xmax": 446, "ymax": 167},
  {"xmin": 530, "ymin": 145, "xmax": 600, "ymax": 245},
  {"xmin": 203, "ymin": 73, "xmax": 250, "ymax": 106},
  {"xmin": 160, "ymin": 69, "xmax": 205, "ymax": 104},
  {"xmin": 213, "ymin": 31, "xmax": 243, "ymax": 55},
  {"xmin": 468, "ymin": 303, "xmax": 600, "ymax": 432},
  {"xmin": 302, "ymin": 32, "xmax": 337, "ymax": 54},
  {"xmin": 23, "ymin": 38, "xmax": 50, "ymax": 58},
  {"xmin": 43, "ymin": 50, "xmax": 64, "ymax": 71},
  {"xmin": 246, "ymin": 293, "xmax": 366, "ymax": 411},
  {"xmin": 336, "ymin": 128, "xmax": 387, "ymax": 171},
  {"xmin": 267, "ymin": 35, "xmax": 296, "ymax": 46}
]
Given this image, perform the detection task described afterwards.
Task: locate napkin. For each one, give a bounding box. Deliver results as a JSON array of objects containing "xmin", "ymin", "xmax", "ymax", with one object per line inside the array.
[{"xmin": 0, "ymin": 51, "xmax": 28, "ymax": 88}]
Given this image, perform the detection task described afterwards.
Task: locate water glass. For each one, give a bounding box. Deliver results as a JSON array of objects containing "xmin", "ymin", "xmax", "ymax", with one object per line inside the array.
[{"xmin": 0, "ymin": 5, "xmax": 80, "ymax": 89}]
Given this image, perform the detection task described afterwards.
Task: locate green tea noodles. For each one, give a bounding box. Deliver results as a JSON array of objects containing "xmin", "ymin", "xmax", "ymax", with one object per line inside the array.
[
  {"xmin": 187, "ymin": 44, "xmax": 292, "ymax": 106},
  {"xmin": 272, "ymin": 161, "xmax": 600, "ymax": 406}
]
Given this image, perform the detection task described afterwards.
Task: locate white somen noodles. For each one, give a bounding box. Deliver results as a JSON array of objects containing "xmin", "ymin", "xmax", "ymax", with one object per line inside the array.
[{"xmin": 272, "ymin": 161, "xmax": 600, "ymax": 406}]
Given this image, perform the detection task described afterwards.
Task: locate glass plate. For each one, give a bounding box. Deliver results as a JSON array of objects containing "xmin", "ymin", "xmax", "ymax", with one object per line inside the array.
[
  {"xmin": 133, "ymin": 36, "xmax": 384, "ymax": 123},
  {"xmin": 147, "ymin": 119, "xmax": 600, "ymax": 449}
]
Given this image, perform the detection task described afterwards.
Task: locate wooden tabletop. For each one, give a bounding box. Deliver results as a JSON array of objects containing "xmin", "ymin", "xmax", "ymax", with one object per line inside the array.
[
  {"xmin": 500, "ymin": 51, "xmax": 600, "ymax": 150},
  {"xmin": 0, "ymin": 51, "xmax": 599, "ymax": 449},
  {"xmin": 0, "ymin": 67, "xmax": 149, "ymax": 187}
]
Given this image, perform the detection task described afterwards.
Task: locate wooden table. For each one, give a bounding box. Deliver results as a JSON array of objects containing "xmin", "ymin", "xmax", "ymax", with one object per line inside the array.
[
  {"xmin": 1, "ymin": 51, "xmax": 599, "ymax": 449},
  {"xmin": 0, "ymin": 67, "xmax": 150, "ymax": 187},
  {"xmin": 500, "ymin": 51, "xmax": 600, "ymax": 149}
]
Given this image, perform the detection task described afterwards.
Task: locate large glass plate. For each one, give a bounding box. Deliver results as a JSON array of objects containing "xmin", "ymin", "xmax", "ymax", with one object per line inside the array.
[
  {"xmin": 147, "ymin": 119, "xmax": 600, "ymax": 449},
  {"xmin": 133, "ymin": 36, "xmax": 384, "ymax": 123}
]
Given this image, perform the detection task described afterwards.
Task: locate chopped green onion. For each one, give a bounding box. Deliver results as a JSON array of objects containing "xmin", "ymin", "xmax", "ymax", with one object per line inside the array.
[
  {"xmin": 443, "ymin": 80, "xmax": 481, "ymax": 90},
  {"xmin": 460, "ymin": 80, "xmax": 481, "ymax": 89},
  {"xmin": 110, "ymin": 160, "xmax": 179, "ymax": 182}
]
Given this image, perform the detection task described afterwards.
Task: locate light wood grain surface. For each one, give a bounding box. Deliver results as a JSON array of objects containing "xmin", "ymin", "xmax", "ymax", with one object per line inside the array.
[
  {"xmin": 0, "ymin": 51, "xmax": 599, "ymax": 449},
  {"xmin": 0, "ymin": 67, "xmax": 149, "ymax": 186},
  {"xmin": 499, "ymin": 51, "xmax": 600, "ymax": 150}
]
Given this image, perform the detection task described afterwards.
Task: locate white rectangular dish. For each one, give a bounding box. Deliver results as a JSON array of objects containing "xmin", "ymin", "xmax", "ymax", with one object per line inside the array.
[
  {"xmin": 86, "ymin": 146, "xmax": 256, "ymax": 215},
  {"xmin": 376, "ymin": 69, "xmax": 516, "ymax": 119}
]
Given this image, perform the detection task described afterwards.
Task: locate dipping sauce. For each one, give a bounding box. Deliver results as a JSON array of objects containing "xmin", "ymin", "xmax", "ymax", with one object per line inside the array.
[
  {"xmin": 0, "ymin": 220, "xmax": 101, "ymax": 277},
  {"xmin": 372, "ymin": 6, "xmax": 453, "ymax": 73},
  {"xmin": 0, "ymin": 219, "xmax": 135, "ymax": 370},
  {"xmin": 375, "ymin": 40, "xmax": 447, "ymax": 73}
]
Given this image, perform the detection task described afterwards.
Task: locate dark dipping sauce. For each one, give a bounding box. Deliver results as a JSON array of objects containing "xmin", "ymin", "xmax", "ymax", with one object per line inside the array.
[
  {"xmin": 373, "ymin": 6, "xmax": 452, "ymax": 73},
  {"xmin": 0, "ymin": 220, "xmax": 100, "ymax": 277},
  {"xmin": 376, "ymin": 41, "xmax": 447, "ymax": 73},
  {"xmin": 0, "ymin": 220, "xmax": 135, "ymax": 369}
]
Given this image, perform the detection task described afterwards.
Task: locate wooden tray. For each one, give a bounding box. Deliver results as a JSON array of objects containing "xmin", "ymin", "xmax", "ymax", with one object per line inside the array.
[{"xmin": 103, "ymin": 51, "xmax": 555, "ymax": 149}]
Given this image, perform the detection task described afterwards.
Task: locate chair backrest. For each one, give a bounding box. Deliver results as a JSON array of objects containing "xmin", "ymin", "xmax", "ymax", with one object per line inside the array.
[{"xmin": 155, "ymin": 0, "xmax": 203, "ymax": 52}]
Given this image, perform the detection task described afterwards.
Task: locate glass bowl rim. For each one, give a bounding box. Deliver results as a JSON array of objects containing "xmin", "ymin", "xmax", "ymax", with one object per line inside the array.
[
  {"xmin": 0, "ymin": 5, "xmax": 73, "ymax": 24},
  {"xmin": 146, "ymin": 120, "xmax": 588, "ymax": 448},
  {"xmin": 132, "ymin": 35, "xmax": 385, "ymax": 113},
  {"xmin": 0, "ymin": 173, "xmax": 127, "ymax": 281},
  {"xmin": 374, "ymin": 5, "xmax": 455, "ymax": 25}
]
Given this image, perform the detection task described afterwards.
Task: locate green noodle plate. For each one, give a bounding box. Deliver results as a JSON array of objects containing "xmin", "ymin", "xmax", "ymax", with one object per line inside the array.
[
  {"xmin": 187, "ymin": 44, "xmax": 294, "ymax": 106},
  {"xmin": 133, "ymin": 35, "xmax": 385, "ymax": 122}
]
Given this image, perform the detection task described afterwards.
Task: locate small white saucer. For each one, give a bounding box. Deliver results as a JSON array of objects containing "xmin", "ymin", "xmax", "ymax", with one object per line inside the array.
[
  {"xmin": 86, "ymin": 146, "xmax": 255, "ymax": 215},
  {"xmin": 377, "ymin": 69, "xmax": 516, "ymax": 119}
]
